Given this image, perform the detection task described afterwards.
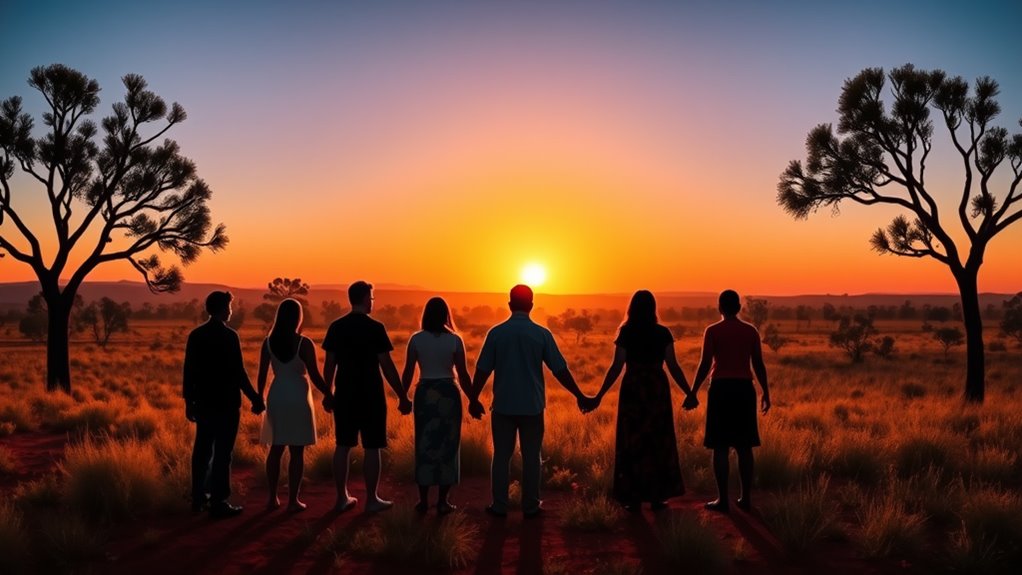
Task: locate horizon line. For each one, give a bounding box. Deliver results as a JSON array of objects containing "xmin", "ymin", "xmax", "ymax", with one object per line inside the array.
[{"xmin": 0, "ymin": 279, "xmax": 1009, "ymax": 299}]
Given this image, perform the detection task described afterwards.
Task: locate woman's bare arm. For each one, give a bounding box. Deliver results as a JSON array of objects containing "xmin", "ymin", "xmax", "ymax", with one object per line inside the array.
[
  {"xmin": 664, "ymin": 343, "xmax": 693, "ymax": 396},
  {"xmin": 299, "ymin": 337, "xmax": 331, "ymax": 396},
  {"xmin": 257, "ymin": 340, "xmax": 270, "ymax": 399}
]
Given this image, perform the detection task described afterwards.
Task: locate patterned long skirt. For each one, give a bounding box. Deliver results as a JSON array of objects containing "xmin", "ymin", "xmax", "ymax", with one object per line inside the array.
[
  {"xmin": 413, "ymin": 378, "xmax": 462, "ymax": 486},
  {"xmin": 612, "ymin": 363, "xmax": 685, "ymax": 503}
]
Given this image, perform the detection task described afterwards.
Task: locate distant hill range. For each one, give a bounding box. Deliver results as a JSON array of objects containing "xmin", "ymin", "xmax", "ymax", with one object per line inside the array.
[{"xmin": 0, "ymin": 280, "xmax": 1014, "ymax": 314}]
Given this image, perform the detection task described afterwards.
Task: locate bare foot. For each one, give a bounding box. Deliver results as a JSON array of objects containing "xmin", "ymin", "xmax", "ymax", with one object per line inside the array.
[
  {"xmin": 333, "ymin": 497, "xmax": 358, "ymax": 513},
  {"xmin": 704, "ymin": 499, "xmax": 729, "ymax": 513},
  {"xmin": 365, "ymin": 498, "xmax": 393, "ymax": 513},
  {"xmin": 266, "ymin": 497, "xmax": 281, "ymax": 511},
  {"xmin": 287, "ymin": 500, "xmax": 308, "ymax": 513}
]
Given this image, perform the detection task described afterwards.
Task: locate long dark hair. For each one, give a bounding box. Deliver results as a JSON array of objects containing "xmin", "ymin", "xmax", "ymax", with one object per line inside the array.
[
  {"xmin": 268, "ymin": 298, "xmax": 303, "ymax": 359},
  {"xmin": 421, "ymin": 297, "xmax": 456, "ymax": 334},
  {"xmin": 622, "ymin": 290, "xmax": 658, "ymax": 329}
]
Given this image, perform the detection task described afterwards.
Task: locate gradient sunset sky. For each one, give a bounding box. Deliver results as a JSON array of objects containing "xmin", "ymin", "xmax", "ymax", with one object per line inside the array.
[{"xmin": 2, "ymin": 0, "xmax": 1020, "ymax": 295}]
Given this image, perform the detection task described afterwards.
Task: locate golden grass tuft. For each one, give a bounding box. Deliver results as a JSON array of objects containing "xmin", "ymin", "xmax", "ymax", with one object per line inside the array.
[
  {"xmin": 856, "ymin": 495, "xmax": 927, "ymax": 558},
  {"xmin": 0, "ymin": 399, "xmax": 36, "ymax": 433},
  {"xmin": 320, "ymin": 506, "xmax": 478, "ymax": 569},
  {"xmin": 560, "ymin": 494, "xmax": 621, "ymax": 531},
  {"xmin": 60, "ymin": 436, "xmax": 174, "ymax": 523}
]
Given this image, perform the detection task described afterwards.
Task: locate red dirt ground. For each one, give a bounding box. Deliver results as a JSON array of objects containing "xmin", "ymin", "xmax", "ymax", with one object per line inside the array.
[{"xmin": 2, "ymin": 432, "xmax": 920, "ymax": 575}]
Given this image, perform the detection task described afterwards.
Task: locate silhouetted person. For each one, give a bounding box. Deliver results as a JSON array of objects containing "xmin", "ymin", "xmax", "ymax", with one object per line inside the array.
[
  {"xmin": 257, "ymin": 299, "xmax": 332, "ymax": 512},
  {"xmin": 322, "ymin": 281, "xmax": 412, "ymax": 513},
  {"xmin": 400, "ymin": 297, "xmax": 474, "ymax": 515},
  {"xmin": 689, "ymin": 289, "xmax": 771, "ymax": 513},
  {"xmin": 470, "ymin": 285, "xmax": 588, "ymax": 518},
  {"xmin": 586, "ymin": 290, "xmax": 694, "ymax": 512},
  {"xmin": 183, "ymin": 291, "xmax": 265, "ymax": 518}
]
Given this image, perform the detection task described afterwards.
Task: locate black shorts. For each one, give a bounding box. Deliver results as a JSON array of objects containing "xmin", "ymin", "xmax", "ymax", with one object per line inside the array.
[
  {"xmin": 334, "ymin": 400, "xmax": 387, "ymax": 449},
  {"xmin": 703, "ymin": 378, "xmax": 761, "ymax": 449}
]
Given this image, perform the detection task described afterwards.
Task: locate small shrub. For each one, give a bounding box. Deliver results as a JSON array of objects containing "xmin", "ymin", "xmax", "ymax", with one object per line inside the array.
[
  {"xmin": 560, "ymin": 495, "xmax": 621, "ymax": 531},
  {"xmin": 988, "ymin": 340, "xmax": 1007, "ymax": 352},
  {"xmin": 657, "ymin": 513, "xmax": 729, "ymax": 573}
]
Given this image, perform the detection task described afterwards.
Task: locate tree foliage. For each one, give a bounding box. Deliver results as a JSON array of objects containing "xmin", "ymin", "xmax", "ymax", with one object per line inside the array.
[
  {"xmin": 0, "ymin": 65, "xmax": 227, "ymax": 391},
  {"xmin": 778, "ymin": 64, "xmax": 1022, "ymax": 402},
  {"xmin": 829, "ymin": 315, "xmax": 878, "ymax": 363},
  {"xmin": 263, "ymin": 277, "xmax": 310, "ymax": 307},
  {"xmin": 762, "ymin": 323, "xmax": 789, "ymax": 353},
  {"xmin": 745, "ymin": 297, "xmax": 769, "ymax": 330},
  {"xmin": 933, "ymin": 326, "xmax": 965, "ymax": 358},
  {"xmin": 79, "ymin": 297, "xmax": 131, "ymax": 347},
  {"xmin": 1001, "ymin": 293, "xmax": 1022, "ymax": 344}
]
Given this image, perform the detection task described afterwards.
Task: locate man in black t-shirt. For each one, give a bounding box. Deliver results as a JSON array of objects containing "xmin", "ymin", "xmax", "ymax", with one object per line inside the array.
[{"xmin": 322, "ymin": 281, "xmax": 412, "ymax": 513}]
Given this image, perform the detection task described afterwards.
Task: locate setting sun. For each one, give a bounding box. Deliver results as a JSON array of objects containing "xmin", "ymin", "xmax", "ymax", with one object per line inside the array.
[{"xmin": 521, "ymin": 263, "xmax": 547, "ymax": 288}]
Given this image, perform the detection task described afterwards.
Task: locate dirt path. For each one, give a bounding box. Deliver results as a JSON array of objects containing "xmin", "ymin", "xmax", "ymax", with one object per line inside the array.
[{"xmin": 2, "ymin": 433, "xmax": 910, "ymax": 574}]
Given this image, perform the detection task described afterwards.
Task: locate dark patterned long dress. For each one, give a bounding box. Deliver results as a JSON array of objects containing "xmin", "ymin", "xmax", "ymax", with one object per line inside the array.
[{"xmin": 612, "ymin": 323, "xmax": 685, "ymax": 504}]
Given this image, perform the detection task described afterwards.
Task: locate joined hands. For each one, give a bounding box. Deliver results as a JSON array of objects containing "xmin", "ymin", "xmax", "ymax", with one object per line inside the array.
[
  {"xmin": 468, "ymin": 399, "xmax": 486, "ymax": 420},
  {"xmin": 682, "ymin": 393, "xmax": 699, "ymax": 411},
  {"xmin": 578, "ymin": 394, "xmax": 600, "ymax": 414},
  {"xmin": 398, "ymin": 396, "xmax": 413, "ymax": 415}
]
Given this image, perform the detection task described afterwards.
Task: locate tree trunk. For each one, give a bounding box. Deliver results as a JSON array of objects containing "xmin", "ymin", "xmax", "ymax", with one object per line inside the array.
[
  {"xmin": 45, "ymin": 297, "xmax": 72, "ymax": 393},
  {"xmin": 955, "ymin": 269, "xmax": 985, "ymax": 403}
]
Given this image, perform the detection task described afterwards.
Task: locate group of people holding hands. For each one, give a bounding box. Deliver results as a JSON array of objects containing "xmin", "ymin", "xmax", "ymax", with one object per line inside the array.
[{"xmin": 183, "ymin": 282, "xmax": 769, "ymax": 519}]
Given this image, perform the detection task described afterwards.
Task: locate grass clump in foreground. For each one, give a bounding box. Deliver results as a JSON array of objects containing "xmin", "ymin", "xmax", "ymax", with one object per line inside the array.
[
  {"xmin": 763, "ymin": 476, "xmax": 840, "ymax": 555},
  {"xmin": 0, "ymin": 498, "xmax": 28, "ymax": 575},
  {"xmin": 657, "ymin": 512, "xmax": 729, "ymax": 574},
  {"xmin": 320, "ymin": 506, "xmax": 478, "ymax": 569},
  {"xmin": 59, "ymin": 436, "xmax": 178, "ymax": 523},
  {"xmin": 561, "ymin": 494, "xmax": 621, "ymax": 532},
  {"xmin": 856, "ymin": 495, "xmax": 927, "ymax": 559},
  {"xmin": 944, "ymin": 488, "xmax": 1022, "ymax": 574}
]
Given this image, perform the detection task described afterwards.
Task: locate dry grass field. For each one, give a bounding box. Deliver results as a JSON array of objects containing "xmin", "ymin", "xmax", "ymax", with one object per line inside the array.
[{"xmin": 1, "ymin": 313, "xmax": 1021, "ymax": 574}]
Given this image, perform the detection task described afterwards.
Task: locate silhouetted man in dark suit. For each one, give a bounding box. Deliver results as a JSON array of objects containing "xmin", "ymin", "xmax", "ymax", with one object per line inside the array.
[{"xmin": 184, "ymin": 291, "xmax": 265, "ymax": 518}]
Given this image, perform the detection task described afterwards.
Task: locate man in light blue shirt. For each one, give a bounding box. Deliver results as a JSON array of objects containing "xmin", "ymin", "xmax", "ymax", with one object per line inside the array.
[{"xmin": 470, "ymin": 285, "xmax": 590, "ymax": 517}]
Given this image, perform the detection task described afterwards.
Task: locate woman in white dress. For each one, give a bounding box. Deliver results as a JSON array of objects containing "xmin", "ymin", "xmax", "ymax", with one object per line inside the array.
[
  {"xmin": 257, "ymin": 298, "xmax": 331, "ymax": 512},
  {"xmin": 400, "ymin": 297, "xmax": 473, "ymax": 515}
]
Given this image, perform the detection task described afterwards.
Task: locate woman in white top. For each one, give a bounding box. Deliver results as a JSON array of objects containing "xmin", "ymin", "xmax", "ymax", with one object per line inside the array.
[
  {"xmin": 257, "ymin": 298, "xmax": 331, "ymax": 512},
  {"xmin": 400, "ymin": 297, "xmax": 473, "ymax": 515}
]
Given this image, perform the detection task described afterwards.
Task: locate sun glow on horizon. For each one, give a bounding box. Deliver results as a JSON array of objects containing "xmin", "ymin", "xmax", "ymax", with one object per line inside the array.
[{"xmin": 521, "ymin": 263, "xmax": 547, "ymax": 288}]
